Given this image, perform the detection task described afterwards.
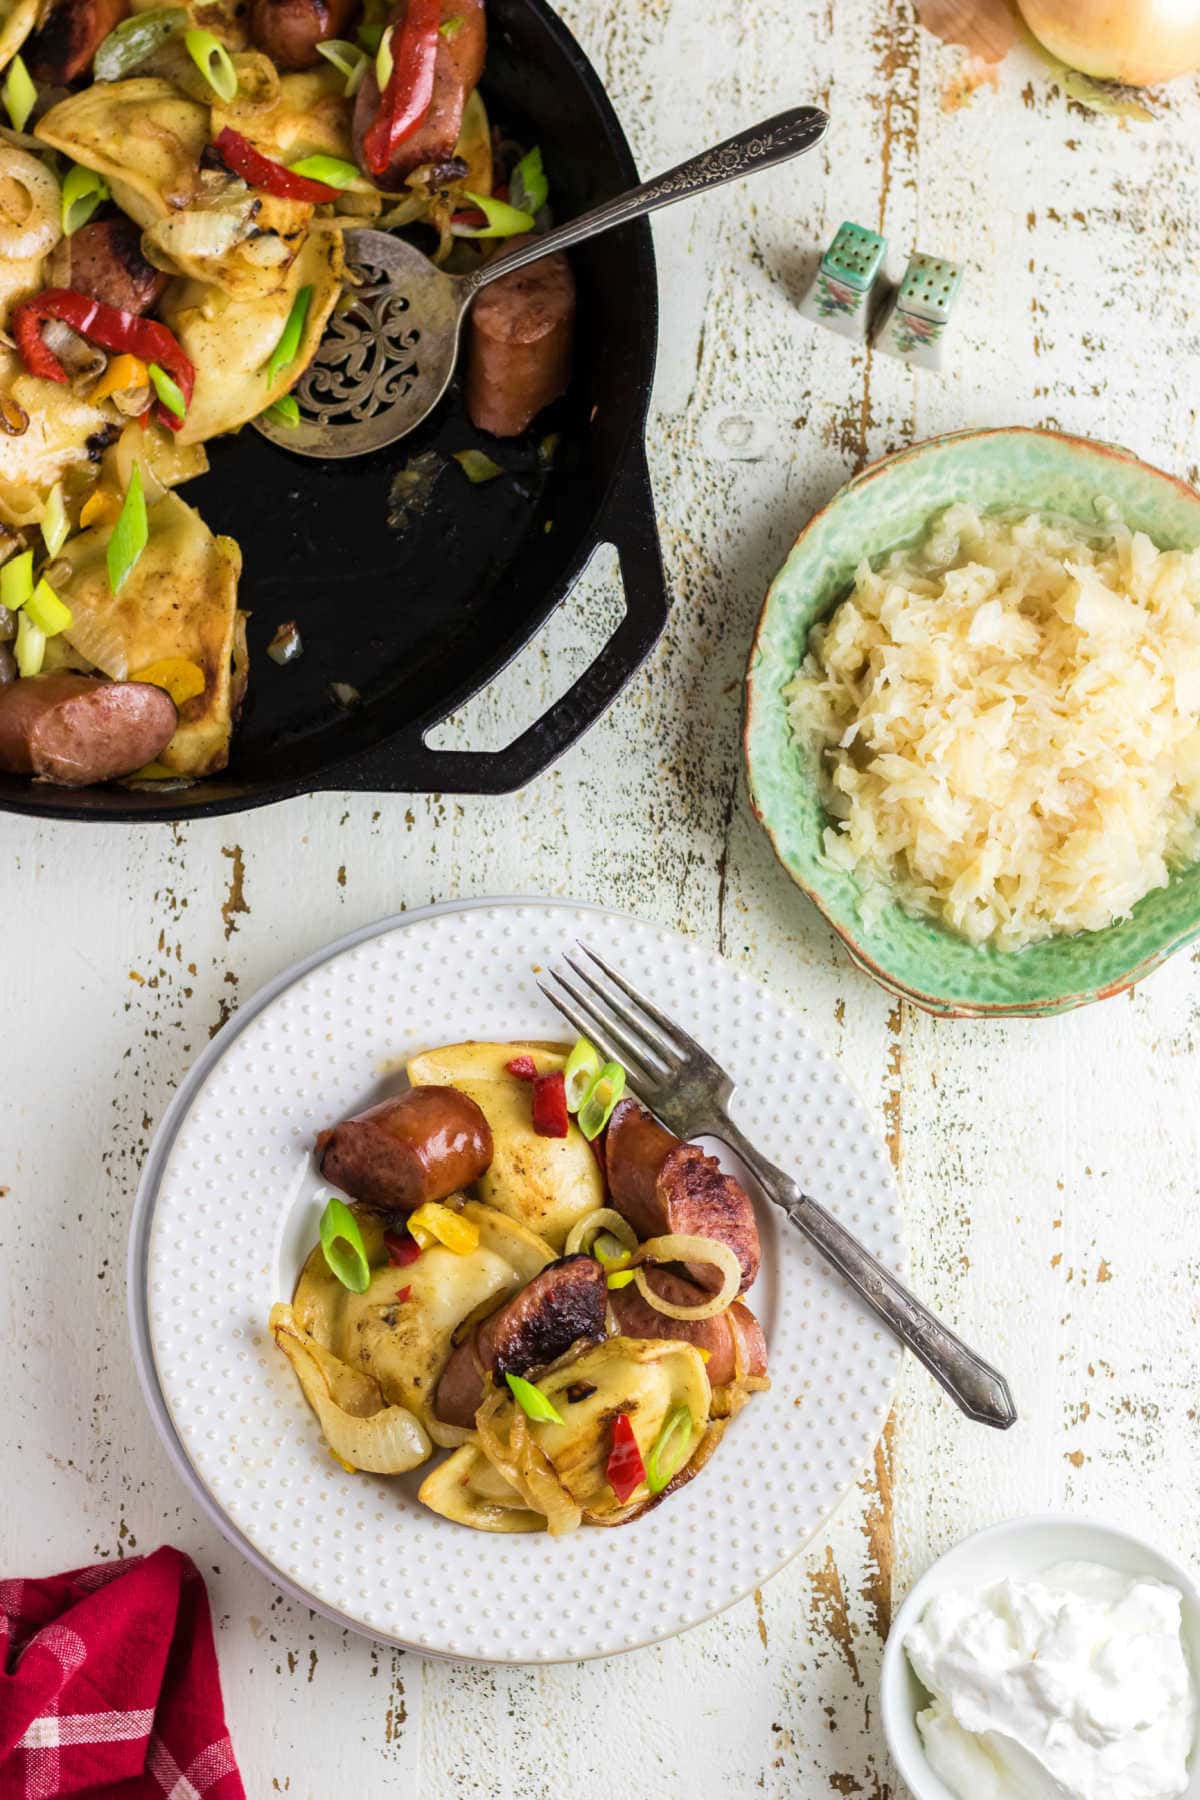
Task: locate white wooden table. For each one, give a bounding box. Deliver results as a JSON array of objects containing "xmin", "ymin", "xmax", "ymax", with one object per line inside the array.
[{"xmin": 5, "ymin": 4, "xmax": 1200, "ymax": 1793}]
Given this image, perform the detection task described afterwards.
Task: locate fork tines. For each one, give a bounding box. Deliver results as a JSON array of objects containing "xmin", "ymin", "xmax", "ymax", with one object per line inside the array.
[{"xmin": 538, "ymin": 945, "xmax": 689, "ymax": 1094}]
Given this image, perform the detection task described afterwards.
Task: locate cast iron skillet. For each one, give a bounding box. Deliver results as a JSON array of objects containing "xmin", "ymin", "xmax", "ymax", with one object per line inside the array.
[{"xmin": 0, "ymin": 0, "xmax": 664, "ymax": 822}]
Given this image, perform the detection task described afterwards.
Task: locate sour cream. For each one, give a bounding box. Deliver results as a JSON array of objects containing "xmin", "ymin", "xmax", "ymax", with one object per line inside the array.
[{"xmin": 904, "ymin": 1560, "xmax": 1196, "ymax": 1800}]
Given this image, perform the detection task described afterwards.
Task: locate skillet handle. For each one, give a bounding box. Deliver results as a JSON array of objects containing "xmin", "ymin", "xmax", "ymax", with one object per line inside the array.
[{"xmin": 332, "ymin": 447, "xmax": 668, "ymax": 795}]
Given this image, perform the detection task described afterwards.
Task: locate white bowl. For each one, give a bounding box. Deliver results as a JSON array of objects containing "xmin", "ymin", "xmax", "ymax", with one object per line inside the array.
[{"xmin": 880, "ymin": 1515, "xmax": 1200, "ymax": 1800}]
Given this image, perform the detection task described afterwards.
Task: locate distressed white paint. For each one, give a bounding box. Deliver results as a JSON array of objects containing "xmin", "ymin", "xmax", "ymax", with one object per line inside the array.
[{"xmin": 4, "ymin": 6, "xmax": 1200, "ymax": 1795}]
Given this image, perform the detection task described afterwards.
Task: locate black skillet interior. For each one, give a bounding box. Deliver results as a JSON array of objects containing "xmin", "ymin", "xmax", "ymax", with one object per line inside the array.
[{"xmin": 1, "ymin": 0, "xmax": 664, "ymax": 821}]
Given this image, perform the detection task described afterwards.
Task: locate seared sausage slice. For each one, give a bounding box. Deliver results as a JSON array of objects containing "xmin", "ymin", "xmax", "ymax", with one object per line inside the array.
[
  {"xmin": 604, "ymin": 1099, "xmax": 677, "ymax": 1238},
  {"xmin": 434, "ymin": 1253, "xmax": 607, "ymax": 1427},
  {"xmin": 44, "ymin": 218, "xmax": 168, "ymax": 319},
  {"xmin": 248, "ymin": 0, "xmax": 359, "ymax": 71},
  {"xmin": 317, "ymin": 1084, "xmax": 493, "ymax": 1211},
  {"xmin": 26, "ymin": 0, "xmax": 130, "ymax": 84},
  {"xmin": 352, "ymin": 0, "xmax": 485, "ymax": 188},
  {"xmin": 608, "ymin": 1270, "xmax": 768, "ymax": 1389},
  {"xmin": 605, "ymin": 1101, "xmax": 762, "ymax": 1294},
  {"xmin": 465, "ymin": 237, "xmax": 575, "ymax": 438},
  {"xmin": 0, "ymin": 674, "xmax": 176, "ymax": 785}
]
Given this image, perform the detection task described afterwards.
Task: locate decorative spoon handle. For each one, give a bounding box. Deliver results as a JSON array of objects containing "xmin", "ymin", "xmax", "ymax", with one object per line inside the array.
[
  {"xmin": 711, "ymin": 1114, "xmax": 1018, "ymax": 1430},
  {"xmin": 467, "ymin": 105, "xmax": 829, "ymax": 293}
]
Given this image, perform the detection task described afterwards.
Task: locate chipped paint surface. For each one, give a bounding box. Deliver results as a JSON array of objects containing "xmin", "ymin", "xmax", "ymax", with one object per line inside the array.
[{"xmin": 4, "ymin": 6, "xmax": 1200, "ymax": 1794}]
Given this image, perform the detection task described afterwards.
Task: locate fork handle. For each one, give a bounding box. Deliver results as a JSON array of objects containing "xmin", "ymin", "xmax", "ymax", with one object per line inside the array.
[
  {"xmin": 465, "ymin": 106, "xmax": 828, "ymax": 294},
  {"xmin": 713, "ymin": 1120, "xmax": 1017, "ymax": 1430}
]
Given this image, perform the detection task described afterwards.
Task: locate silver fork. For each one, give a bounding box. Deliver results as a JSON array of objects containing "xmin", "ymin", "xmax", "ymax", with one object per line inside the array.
[{"xmin": 539, "ymin": 946, "xmax": 1017, "ymax": 1430}]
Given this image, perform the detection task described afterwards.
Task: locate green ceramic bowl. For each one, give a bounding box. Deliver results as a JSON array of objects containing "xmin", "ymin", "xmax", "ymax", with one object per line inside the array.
[{"xmin": 745, "ymin": 427, "xmax": 1200, "ymax": 1018}]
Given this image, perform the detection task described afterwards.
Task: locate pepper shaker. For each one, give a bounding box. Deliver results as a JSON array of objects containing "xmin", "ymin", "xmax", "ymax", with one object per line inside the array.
[{"xmin": 873, "ymin": 253, "xmax": 963, "ymax": 369}]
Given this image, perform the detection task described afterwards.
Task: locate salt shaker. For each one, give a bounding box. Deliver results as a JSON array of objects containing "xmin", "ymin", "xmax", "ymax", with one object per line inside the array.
[{"xmin": 798, "ymin": 220, "xmax": 888, "ymax": 342}]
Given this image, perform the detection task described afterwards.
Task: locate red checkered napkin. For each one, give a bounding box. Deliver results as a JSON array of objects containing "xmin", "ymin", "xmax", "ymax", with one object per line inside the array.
[{"xmin": 0, "ymin": 1547, "xmax": 244, "ymax": 1799}]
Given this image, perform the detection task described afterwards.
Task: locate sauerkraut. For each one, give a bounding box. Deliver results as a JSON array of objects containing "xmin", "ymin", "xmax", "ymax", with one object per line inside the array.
[{"xmin": 785, "ymin": 502, "xmax": 1200, "ymax": 950}]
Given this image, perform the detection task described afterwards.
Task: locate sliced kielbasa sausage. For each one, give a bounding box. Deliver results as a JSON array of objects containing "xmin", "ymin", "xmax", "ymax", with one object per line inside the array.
[
  {"xmin": 465, "ymin": 236, "xmax": 575, "ymax": 438},
  {"xmin": 352, "ymin": 0, "xmax": 485, "ymax": 188},
  {"xmin": 247, "ymin": 0, "xmax": 359, "ymax": 71},
  {"xmin": 45, "ymin": 217, "xmax": 168, "ymax": 318},
  {"xmin": 434, "ymin": 1253, "xmax": 607, "ymax": 1427},
  {"xmin": 603, "ymin": 1099, "xmax": 677, "ymax": 1238},
  {"xmin": 0, "ymin": 674, "xmax": 177, "ymax": 786},
  {"xmin": 317, "ymin": 1084, "xmax": 493, "ymax": 1212},
  {"xmin": 608, "ymin": 1270, "xmax": 768, "ymax": 1389},
  {"xmin": 26, "ymin": 0, "xmax": 130, "ymax": 84},
  {"xmin": 604, "ymin": 1099, "xmax": 762, "ymax": 1295}
]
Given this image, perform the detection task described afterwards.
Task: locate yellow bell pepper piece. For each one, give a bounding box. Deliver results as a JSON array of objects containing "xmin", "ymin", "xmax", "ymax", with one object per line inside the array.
[
  {"xmin": 406, "ymin": 1202, "xmax": 480, "ymax": 1256},
  {"xmin": 79, "ymin": 489, "xmax": 124, "ymax": 529},
  {"xmin": 130, "ymin": 657, "xmax": 206, "ymax": 707},
  {"xmin": 92, "ymin": 353, "xmax": 149, "ymax": 402}
]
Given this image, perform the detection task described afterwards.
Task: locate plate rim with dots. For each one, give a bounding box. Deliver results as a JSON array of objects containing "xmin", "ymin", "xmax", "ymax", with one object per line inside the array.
[{"xmin": 128, "ymin": 895, "xmax": 906, "ymax": 1665}]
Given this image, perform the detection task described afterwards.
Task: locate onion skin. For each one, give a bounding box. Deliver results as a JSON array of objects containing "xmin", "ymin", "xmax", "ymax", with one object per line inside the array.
[{"xmin": 1017, "ymin": 0, "xmax": 1200, "ymax": 85}]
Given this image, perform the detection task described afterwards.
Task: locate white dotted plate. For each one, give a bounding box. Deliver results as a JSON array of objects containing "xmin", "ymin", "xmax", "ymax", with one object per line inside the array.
[{"xmin": 130, "ymin": 898, "xmax": 904, "ymax": 1664}]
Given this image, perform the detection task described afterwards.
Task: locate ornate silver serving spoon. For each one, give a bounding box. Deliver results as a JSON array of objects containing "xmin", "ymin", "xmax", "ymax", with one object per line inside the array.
[{"xmin": 254, "ymin": 104, "xmax": 828, "ymax": 459}]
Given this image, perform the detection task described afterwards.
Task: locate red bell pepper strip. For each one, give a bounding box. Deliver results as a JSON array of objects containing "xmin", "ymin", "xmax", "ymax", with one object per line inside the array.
[
  {"xmin": 385, "ymin": 1228, "xmax": 421, "ymax": 1267},
  {"xmin": 605, "ymin": 1412, "xmax": 646, "ymax": 1504},
  {"xmin": 216, "ymin": 126, "xmax": 341, "ymax": 202},
  {"xmin": 11, "ymin": 290, "xmax": 195, "ymax": 433},
  {"xmin": 531, "ymin": 1069, "xmax": 569, "ymax": 1138},
  {"xmin": 505, "ymin": 1054, "xmax": 537, "ymax": 1081},
  {"xmin": 361, "ymin": 0, "xmax": 442, "ymax": 179}
]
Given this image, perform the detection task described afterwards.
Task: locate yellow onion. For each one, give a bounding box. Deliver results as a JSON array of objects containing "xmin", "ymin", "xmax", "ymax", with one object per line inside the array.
[
  {"xmin": 630, "ymin": 1234, "xmax": 741, "ymax": 1321},
  {"xmin": 270, "ymin": 1303, "xmax": 431, "ymax": 1474},
  {"xmin": 564, "ymin": 1207, "xmax": 638, "ymax": 1259},
  {"xmin": 1017, "ymin": 0, "xmax": 1200, "ymax": 84},
  {"xmin": 0, "ymin": 148, "xmax": 60, "ymax": 259}
]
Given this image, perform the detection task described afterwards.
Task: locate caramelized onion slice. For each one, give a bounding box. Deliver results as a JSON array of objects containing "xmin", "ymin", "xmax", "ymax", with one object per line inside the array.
[
  {"xmin": 270, "ymin": 1302, "xmax": 431, "ymax": 1474},
  {"xmin": 564, "ymin": 1207, "xmax": 637, "ymax": 1259},
  {"xmin": 631, "ymin": 1235, "xmax": 741, "ymax": 1320}
]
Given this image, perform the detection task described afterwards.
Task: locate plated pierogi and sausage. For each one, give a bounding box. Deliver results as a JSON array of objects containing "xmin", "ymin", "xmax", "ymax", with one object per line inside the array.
[
  {"xmin": 270, "ymin": 1038, "xmax": 770, "ymax": 1534},
  {"xmin": 0, "ymin": 0, "xmax": 574, "ymax": 787}
]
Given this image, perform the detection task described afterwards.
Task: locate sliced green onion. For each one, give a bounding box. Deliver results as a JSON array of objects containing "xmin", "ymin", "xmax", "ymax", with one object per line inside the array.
[
  {"xmin": 606, "ymin": 1268, "xmax": 636, "ymax": 1290},
  {"xmin": 357, "ymin": 20, "xmax": 385, "ymax": 53},
  {"xmin": 439, "ymin": 13, "xmax": 465, "ymax": 38},
  {"xmin": 451, "ymin": 190, "xmax": 535, "ymax": 240},
  {"xmin": 264, "ymin": 284, "xmax": 312, "ymax": 385},
  {"xmin": 107, "ymin": 464, "xmax": 148, "ymax": 596},
  {"xmin": 319, "ymin": 1196, "xmax": 371, "ymax": 1294},
  {"xmin": 41, "ymin": 485, "xmax": 69, "ymax": 559},
  {"xmin": 593, "ymin": 1230, "xmax": 630, "ymax": 1270},
  {"xmin": 578, "ymin": 1061, "xmax": 627, "ymax": 1141},
  {"xmin": 505, "ymin": 1371, "xmax": 564, "ymax": 1425},
  {"xmin": 510, "ymin": 145, "xmax": 548, "ymax": 217},
  {"xmin": 645, "ymin": 1404, "xmax": 693, "ymax": 1494},
  {"xmin": 1, "ymin": 548, "xmax": 33, "ymax": 614},
  {"xmin": 94, "ymin": 7, "xmax": 188, "ymax": 81},
  {"xmin": 262, "ymin": 394, "xmax": 300, "ymax": 428},
  {"xmin": 288, "ymin": 154, "xmax": 362, "ymax": 190},
  {"xmin": 452, "ymin": 448, "xmax": 503, "ymax": 484},
  {"xmin": 375, "ymin": 23, "xmax": 394, "ymax": 89},
  {"xmin": 317, "ymin": 37, "xmax": 364, "ymax": 79},
  {"xmin": 14, "ymin": 608, "xmax": 44, "ymax": 677},
  {"xmin": 563, "ymin": 1037, "xmax": 600, "ymax": 1112},
  {"xmin": 25, "ymin": 578, "xmax": 71, "ymax": 636},
  {"xmin": 61, "ymin": 165, "xmax": 110, "ymax": 237},
  {"xmin": 147, "ymin": 362, "xmax": 187, "ymax": 421},
  {"xmin": 538, "ymin": 431, "xmax": 560, "ymax": 468},
  {"xmin": 146, "ymin": 362, "xmax": 187, "ymax": 421},
  {"xmin": 184, "ymin": 27, "xmax": 239, "ymax": 103},
  {"xmin": 2, "ymin": 55, "xmax": 35, "ymax": 134}
]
